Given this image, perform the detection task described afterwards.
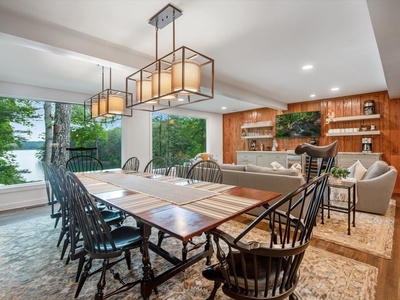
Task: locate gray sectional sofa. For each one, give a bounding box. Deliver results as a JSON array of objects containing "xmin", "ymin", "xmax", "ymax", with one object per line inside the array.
[
  {"xmin": 219, "ymin": 164, "xmax": 306, "ymax": 216},
  {"xmin": 220, "ymin": 160, "xmax": 397, "ymax": 216}
]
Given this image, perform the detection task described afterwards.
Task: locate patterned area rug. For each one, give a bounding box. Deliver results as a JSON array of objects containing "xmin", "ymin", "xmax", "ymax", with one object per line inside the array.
[
  {"xmin": 312, "ymin": 199, "xmax": 396, "ymax": 259},
  {"xmin": 0, "ymin": 214, "xmax": 377, "ymax": 299}
]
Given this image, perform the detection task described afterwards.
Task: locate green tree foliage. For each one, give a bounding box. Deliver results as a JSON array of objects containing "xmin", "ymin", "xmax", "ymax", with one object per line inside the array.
[
  {"xmin": 0, "ymin": 98, "xmax": 40, "ymax": 184},
  {"xmin": 98, "ymin": 126, "xmax": 121, "ymax": 169},
  {"xmin": 152, "ymin": 114, "xmax": 206, "ymax": 163},
  {"xmin": 70, "ymin": 105, "xmax": 107, "ymax": 148},
  {"xmin": 70, "ymin": 105, "xmax": 121, "ymax": 169}
]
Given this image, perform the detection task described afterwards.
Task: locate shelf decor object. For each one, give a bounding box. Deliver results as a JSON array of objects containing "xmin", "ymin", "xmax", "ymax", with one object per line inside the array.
[
  {"xmin": 325, "ymin": 114, "xmax": 380, "ymax": 123},
  {"xmin": 241, "ymin": 121, "xmax": 273, "ymax": 139},
  {"xmin": 126, "ymin": 4, "xmax": 214, "ymax": 112},
  {"xmin": 325, "ymin": 114, "xmax": 381, "ymax": 137}
]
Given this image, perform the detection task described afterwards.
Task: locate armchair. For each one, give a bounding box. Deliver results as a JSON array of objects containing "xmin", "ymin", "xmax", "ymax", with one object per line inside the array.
[{"xmin": 356, "ymin": 161, "xmax": 397, "ymax": 215}]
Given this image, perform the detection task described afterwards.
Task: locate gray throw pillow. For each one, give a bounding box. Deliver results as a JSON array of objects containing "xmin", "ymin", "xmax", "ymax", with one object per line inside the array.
[{"xmin": 362, "ymin": 161, "xmax": 389, "ymax": 180}]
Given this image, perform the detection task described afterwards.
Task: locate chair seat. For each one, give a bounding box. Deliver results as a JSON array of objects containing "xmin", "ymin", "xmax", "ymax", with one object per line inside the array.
[
  {"xmin": 203, "ymin": 253, "xmax": 284, "ymax": 292},
  {"xmin": 84, "ymin": 226, "xmax": 142, "ymax": 258},
  {"xmin": 101, "ymin": 209, "xmax": 124, "ymax": 226},
  {"xmin": 111, "ymin": 226, "xmax": 142, "ymax": 249}
]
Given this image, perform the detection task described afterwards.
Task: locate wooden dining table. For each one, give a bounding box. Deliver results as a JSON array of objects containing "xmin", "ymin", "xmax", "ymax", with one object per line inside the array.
[{"xmin": 78, "ymin": 170, "xmax": 281, "ymax": 299}]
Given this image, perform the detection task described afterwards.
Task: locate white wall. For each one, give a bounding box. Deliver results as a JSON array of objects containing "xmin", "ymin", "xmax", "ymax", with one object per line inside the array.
[
  {"xmin": 0, "ymin": 182, "xmax": 47, "ymax": 212},
  {"xmin": 121, "ymin": 107, "xmax": 223, "ymax": 170},
  {"xmin": 121, "ymin": 110, "xmax": 152, "ymax": 171}
]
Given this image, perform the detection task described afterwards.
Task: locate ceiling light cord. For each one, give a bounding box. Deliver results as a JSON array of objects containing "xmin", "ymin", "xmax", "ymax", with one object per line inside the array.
[
  {"xmin": 173, "ymin": 10, "xmax": 176, "ymax": 52},
  {"xmin": 101, "ymin": 66, "xmax": 104, "ymax": 91}
]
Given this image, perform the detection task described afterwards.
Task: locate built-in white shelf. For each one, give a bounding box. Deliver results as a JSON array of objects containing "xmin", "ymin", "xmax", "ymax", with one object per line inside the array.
[
  {"xmin": 242, "ymin": 135, "xmax": 273, "ymax": 139},
  {"xmin": 326, "ymin": 114, "xmax": 380, "ymax": 123},
  {"xmin": 326, "ymin": 130, "xmax": 381, "ymax": 137},
  {"xmin": 241, "ymin": 124, "xmax": 273, "ymax": 129}
]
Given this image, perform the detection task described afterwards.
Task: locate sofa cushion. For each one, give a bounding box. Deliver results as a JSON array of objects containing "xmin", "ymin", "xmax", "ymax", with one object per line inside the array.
[
  {"xmin": 270, "ymin": 161, "xmax": 285, "ymax": 170},
  {"xmin": 245, "ymin": 164, "xmax": 299, "ymax": 176},
  {"xmin": 363, "ymin": 161, "xmax": 389, "ymax": 180},
  {"xmin": 347, "ymin": 160, "xmax": 367, "ymax": 180},
  {"xmin": 219, "ymin": 164, "xmax": 246, "ymax": 171}
]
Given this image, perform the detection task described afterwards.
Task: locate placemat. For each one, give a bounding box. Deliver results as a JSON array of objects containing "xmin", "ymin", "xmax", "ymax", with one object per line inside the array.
[{"xmin": 84, "ymin": 172, "xmax": 217, "ymax": 205}]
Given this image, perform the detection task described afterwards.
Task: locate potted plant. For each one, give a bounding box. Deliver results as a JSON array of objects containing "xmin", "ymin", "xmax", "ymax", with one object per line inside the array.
[{"xmin": 330, "ymin": 166, "xmax": 350, "ymax": 183}]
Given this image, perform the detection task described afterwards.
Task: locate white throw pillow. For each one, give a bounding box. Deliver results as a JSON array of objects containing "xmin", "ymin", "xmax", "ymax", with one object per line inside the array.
[
  {"xmin": 271, "ymin": 161, "xmax": 285, "ymax": 170},
  {"xmin": 290, "ymin": 163, "xmax": 303, "ymax": 176},
  {"xmin": 347, "ymin": 160, "xmax": 367, "ymax": 180}
]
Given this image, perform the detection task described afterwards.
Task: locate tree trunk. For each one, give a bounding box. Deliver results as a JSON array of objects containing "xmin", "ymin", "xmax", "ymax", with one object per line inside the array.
[
  {"xmin": 44, "ymin": 102, "xmax": 53, "ymax": 164},
  {"xmin": 51, "ymin": 103, "xmax": 71, "ymax": 168}
]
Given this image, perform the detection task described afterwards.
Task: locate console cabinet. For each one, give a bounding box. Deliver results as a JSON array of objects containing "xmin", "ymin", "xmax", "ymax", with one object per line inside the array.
[
  {"xmin": 336, "ymin": 152, "xmax": 382, "ymax": 169},
  {"xmin": 237, "ymin": 151, "xmax": 289, "ymax": 168}
]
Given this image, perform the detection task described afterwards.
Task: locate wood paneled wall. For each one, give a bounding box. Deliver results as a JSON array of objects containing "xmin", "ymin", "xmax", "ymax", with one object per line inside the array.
[{"xmin": 223, "ymin": 90, "xmax": 400, "ymax": 193}]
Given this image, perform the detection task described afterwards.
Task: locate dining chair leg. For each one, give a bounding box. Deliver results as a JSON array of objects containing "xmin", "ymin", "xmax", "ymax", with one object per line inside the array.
[
  {"xmin": 94, "ymin": 259, "xmax": 108, "ymax": 300},
  {"xmin": 75, "ymin": 256, "xmax": 86, "ymax": 282},
  {"xmin": 56, "ymin": 230, "xmax": 66, "ymax": 247},
  {"xmin": 157, "ymin": 230, "xmax": 165, "ymax": 247},
  {"xmin": 206, "ymin": 281, "xmax": 221, "ymax": 300},
  {"xmin": 54, "ymin": 215, "xmax": 60, "ymax": 228},
  {"xmin": 124, "ymin": 250, "xmax": 132, "ymax": 270},
  {"xmin": 75, "ymin": 257, "xmax": 92, "ymax": 298},
  {"xmin": 60, "ymin": 235, "xmax": 69, "ymax": 260}
]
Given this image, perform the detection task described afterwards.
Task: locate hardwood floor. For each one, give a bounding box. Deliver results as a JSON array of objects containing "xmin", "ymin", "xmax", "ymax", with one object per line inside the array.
[{"xmin": 1, "ymin": 194, "xmax": 399, "ymax": 299}]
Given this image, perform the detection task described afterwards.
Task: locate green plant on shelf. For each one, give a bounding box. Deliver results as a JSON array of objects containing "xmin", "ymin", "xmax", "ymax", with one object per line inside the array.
[{"xmin": 330, "ymin": 166, "xmax": 350, "ymax": 179}]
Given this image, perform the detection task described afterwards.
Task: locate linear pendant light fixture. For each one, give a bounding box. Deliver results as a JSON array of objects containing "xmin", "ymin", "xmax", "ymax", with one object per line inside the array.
[
  {"xmin": 126, "ymin": 3, "xmax": 214, "ymax": 112},
  {"xmin": 84, "ymin": 66, "xmax": 133, "ymax": 121}
]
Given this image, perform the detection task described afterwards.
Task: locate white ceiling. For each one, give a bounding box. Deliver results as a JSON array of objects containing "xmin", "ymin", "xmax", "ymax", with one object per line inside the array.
[{"xmin": 0, "ymin": 0, "xmax": 399, "ymax": 114}]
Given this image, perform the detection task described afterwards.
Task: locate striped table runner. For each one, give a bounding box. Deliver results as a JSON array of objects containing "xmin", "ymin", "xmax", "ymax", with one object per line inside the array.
[
  {"xmin": 79, "ymin": 172, "xmax": 268, "ymax": 221},
  {"xmin": 83, "ymin": 172, "xmax": 218, "ymax": 205}
]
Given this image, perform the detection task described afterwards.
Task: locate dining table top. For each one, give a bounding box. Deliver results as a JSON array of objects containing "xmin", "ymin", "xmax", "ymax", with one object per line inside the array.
[{"xmin": 78, "ymin": 170, "xmax": 281, "ymax": 241}]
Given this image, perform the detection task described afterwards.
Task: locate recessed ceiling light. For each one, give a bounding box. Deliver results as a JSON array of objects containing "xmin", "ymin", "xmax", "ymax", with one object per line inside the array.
[
  {"xmin": 302, "ymin": 65, "xmax": 313, "ymax": 70},
  {"xmin": 221, "ymin": 107, "xmax": 227, "ymax": 110},
  {"xmin": 331, "ymin": 87, "xmax": 339, "ymax": 91},
  {"xmin": 310, "ymin": 94, "xmax": 316, "ymax": 98}
]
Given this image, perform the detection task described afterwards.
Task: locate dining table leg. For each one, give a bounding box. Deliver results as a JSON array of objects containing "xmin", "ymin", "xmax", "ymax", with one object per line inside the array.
[
  {"xmin": 205, "ymin": 232, "xmax": 213, "ymax": 265},
  {"xmin": 140, "ymin": 222, "xmax": 155, "ymax": 300},
  {"xmin": 182, "ymin": 240, "xmax": 188, "ymax": 261}
]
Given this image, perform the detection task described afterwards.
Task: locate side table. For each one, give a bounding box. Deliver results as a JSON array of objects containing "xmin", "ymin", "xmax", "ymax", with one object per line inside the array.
[{"xmin": 322, "ymin": 180, "xmax": 356, "ymax": 235}]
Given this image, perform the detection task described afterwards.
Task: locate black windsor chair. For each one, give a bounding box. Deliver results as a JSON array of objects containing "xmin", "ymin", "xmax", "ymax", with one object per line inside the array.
[
  {"xmin": 202, "ymin": 141, "xmax": 338, "ymax": 300},
  {"xmin": 66, "ymin": 155, "xmax": 103, "ymax": 173},
  {"xmin": 42, "ymin": 162, "xmax": 62, "ymax": 228},
  {"xmin": 143, "ymin": 156, "xmax": 169, "ymax": 175},
  {"xmin": 65, "ymin": 171, "xmax": 146, "ymax": 299},
  {"xmin": 186, "ymin": 160, "xmax": 223, "ymax": 183},
  {"xmin": 122, "ymin": 156, "xmax": 140, "ymax": 171}
]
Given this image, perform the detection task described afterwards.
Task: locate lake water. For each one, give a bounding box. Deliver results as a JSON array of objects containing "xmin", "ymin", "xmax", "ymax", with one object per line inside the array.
[{"xmin": 11, "ymin": 149, "xmax": 44, "ymax": 182}]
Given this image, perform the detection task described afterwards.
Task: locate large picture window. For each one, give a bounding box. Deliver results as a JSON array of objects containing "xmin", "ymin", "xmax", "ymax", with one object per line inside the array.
[
  {"xmin": 152, "ymin": 113, "xmax": 206, "ymax": 163},
  {"xmin": 0, "ymin": 98, "xmax": 121, "ymax": 185}
]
